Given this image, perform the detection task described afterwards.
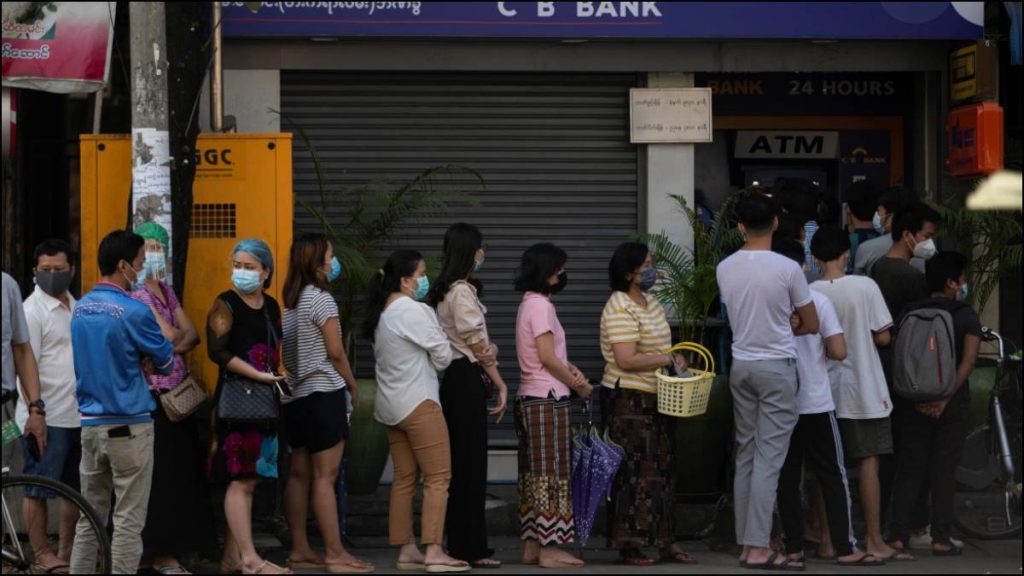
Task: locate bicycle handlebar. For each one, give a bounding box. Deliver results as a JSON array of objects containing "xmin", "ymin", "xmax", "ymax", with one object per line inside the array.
[{"xmin": 981, "ymin": 326, "xmax": 1006, "ymax": 363}]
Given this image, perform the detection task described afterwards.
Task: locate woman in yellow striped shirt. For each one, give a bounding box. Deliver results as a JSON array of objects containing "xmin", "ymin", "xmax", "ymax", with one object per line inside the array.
[{"xmin": 600, "ymin": 242, "xmax": 697, "ymax": 566}]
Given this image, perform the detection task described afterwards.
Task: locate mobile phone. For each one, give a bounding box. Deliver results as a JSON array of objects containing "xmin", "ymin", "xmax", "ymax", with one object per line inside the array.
[{"xmin": 25, "ymin": 432, "xmax": 41, "ymax": 461}]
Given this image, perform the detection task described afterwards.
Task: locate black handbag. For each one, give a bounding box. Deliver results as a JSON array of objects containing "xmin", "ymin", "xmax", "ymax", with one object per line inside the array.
[{"xmin": 217, "ymin": 307, "xmax": 280, "ymax": 423}]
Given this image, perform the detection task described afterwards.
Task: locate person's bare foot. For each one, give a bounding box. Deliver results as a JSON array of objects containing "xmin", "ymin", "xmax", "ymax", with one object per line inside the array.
[
  {"xmin": 522, "ymin": 540, "xmax": 541, "ymax": 565},
  {"xmin": 817, "ymin": 544, "xmax": 836, "ymax": 559},
  {"xmin": 538, "ymin": 547, "xmax": 583, "ymax": 568},
  {"xmin": 739, "ymin": 545, "xmax": 751, "ymax": 564},
  {"xmin": 396, "ymin": 545, "xmax": 425, "ymax": 565},
  {"xmin": 325, "ymin": 552, "xmax": 374, "ymax": 571}
]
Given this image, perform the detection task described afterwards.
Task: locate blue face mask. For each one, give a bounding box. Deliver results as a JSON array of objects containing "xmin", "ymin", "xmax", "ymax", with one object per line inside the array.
[
  {"xmin": 143, "ymin": 251, "xmax": 166, "ymax": 277},
  {"xmin": 232, "ymin": 269, "xmax": 262, "ymax": 294},
  {"xmin": 414, "ymin": 276, "xmax": 430, "ymax": 301},
  {"xmin": 872, "ymin": 212, "xmax": 885, "ymax": 234},
  {"xmin": 956, "ymin": 282, "xmax": 969, "ymax": 302},
  {"xmin": 637, "ymin": 267, "xmax": 657, "ymax": 292},
  {"xmin": 327, "ymin": 257, "xmax": 342, "ymax": 282},
  {"xmin": 123, "ymin": 261, "xmax": 146, "ymax": 291}
]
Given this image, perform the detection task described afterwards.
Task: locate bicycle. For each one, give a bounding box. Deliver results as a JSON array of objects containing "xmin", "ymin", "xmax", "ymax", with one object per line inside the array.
[
  {"xmin": 1, "ymin": 390, "xmax": 111, "ymax": 574},
  {"xmin": 953, "ymin": 327, "xmax": 1022, "ymax": 539}
]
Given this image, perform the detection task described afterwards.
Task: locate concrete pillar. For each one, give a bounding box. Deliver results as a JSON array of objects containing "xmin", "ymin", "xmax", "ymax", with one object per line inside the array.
[{"xmin": 645, "ymin": 72, "xmax": 695, "ymax": 255}]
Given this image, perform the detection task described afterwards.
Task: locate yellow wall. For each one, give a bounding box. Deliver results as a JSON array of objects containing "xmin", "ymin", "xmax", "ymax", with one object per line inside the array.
[{"xmin": 79, "ymin": 133, "xmax": 293, "ymax": 392}]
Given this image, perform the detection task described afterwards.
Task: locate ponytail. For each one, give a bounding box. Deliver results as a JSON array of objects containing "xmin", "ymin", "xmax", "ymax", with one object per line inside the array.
[{"xmin": 363, "ymin": 249, "xmax": 423, "ymax": 342}]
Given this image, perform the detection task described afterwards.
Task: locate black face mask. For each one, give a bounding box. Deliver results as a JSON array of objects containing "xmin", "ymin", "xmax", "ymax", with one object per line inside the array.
[
  {"xmin": 549, "ymin": 271, "xmax": 568, "ymax": 295},
  {"xmin": 36, "ymin": 270, "xmax": 73, "ymax": 297}
]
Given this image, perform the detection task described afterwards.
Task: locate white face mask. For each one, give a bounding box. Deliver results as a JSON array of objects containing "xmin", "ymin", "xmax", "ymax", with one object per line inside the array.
[{"xmin": 912, "ymin": 237, "xmax": 937, "ymax": 260}]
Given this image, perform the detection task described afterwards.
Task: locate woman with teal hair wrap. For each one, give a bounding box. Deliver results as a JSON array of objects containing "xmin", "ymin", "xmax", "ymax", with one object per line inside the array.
[{"xmin": 130, "ymin": 221, "xmax": 215, "ymax": 572}]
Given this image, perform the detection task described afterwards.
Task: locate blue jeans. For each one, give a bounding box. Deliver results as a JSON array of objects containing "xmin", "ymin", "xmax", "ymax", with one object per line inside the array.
[{"xmin": 20, "ymin": 426, "xmax": 81, "ymax": 498}]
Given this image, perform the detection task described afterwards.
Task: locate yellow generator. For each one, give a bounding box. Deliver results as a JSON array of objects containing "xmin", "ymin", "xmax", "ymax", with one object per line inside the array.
[{"xmin": 79, "ymin": 133, "xmax": 293, "ymax": 393}]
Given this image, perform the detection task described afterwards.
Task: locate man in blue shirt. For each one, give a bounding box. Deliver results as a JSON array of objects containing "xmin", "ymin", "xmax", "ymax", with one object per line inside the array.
[{"xmin": 69, "ymin": 230, "xmax": 173, "ymax": 575}]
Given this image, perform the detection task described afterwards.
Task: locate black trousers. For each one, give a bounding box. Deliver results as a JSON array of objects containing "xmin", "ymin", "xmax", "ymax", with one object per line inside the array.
[
  {"xmin": 880, "ymin": 352, "xmax": 929, "ymax": 532},
  {"xmin": 778, "ymin": 411, "xmax": 857, "ymax": 557},
  {"xmin": 888, "ymin": 394, "xmax": 969, "ymax": 546},
  {"xmin": 439, "ymin": 357, "xmax": 493, "ymax": 562}
]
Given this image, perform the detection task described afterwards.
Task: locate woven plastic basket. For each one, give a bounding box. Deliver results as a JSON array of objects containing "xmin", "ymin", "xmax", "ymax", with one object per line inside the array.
[{"xmin": 656, "ymin": 342, "xmax": 716, "ymax": 418}]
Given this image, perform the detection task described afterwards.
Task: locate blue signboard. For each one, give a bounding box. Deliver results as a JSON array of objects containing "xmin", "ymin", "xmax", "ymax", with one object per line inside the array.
[{"xmin": 221, "ymin": 2, "xmax": 983, "ymax": 40}]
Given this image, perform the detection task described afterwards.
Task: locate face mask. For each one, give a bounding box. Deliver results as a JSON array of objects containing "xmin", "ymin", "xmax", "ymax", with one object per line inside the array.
[
  {"xmin": 35, "ymin": 270, "xmax": 73, "ymax": 298},
  {"xmin": 327, "ymin": 256, "xmax": 342, "ymax": 282},
  {"xmin": 474, "ymin": 258, "xmax": 484, "ymax": 273},
  {"xmin": 232, "ymin": 269, "xmax": 262, "ymax": 294},
  {"xmin": 956, "ymin": 282, "xmax": 969, "ymax": 302},
  {"xmin": 550, "ymin": 271, "xmax": 568, "ymax": 295},
  {"xmin": 872, "ymin": 212, "xmax": 886, "ymax": 234},
  {"xmin": 143, "ymin": 251, "xmax": 166, "ymax": 277},
  {"xmin": 637, "ymin": 267, "xmax": 657, "ymax": 292},
  {"xmin": 912, "ymin": 237, "xmax": 937, "ymax": 260},
  {"xmin": 413, "ymin": 276, "xmax": 430, "ymax": 301},
  {"xmin": 123, "ymin": 261, "xmax": 145, "ymax": 291}
]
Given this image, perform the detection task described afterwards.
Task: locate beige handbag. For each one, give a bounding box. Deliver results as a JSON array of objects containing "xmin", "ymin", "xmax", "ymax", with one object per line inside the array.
[{"xmin": 160, "ymin": 374, "xmax": 208, "ymax": 422}]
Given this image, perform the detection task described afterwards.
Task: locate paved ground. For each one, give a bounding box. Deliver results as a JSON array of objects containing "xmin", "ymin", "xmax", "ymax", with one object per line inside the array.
[{"xmin": 193, "ymin": 535, "xmax": 1022, "ymax": 574}]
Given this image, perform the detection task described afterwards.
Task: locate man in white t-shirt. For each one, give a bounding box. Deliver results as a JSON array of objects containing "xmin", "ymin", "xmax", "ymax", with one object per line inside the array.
[
  {"xmin": 772, "ymin": 239, "xmax": 883, "ymax": 567},
  {"xmin": 810, "ymin": 225, "xmax": 914, "ymax": 562},
  {"xmin": 717, "ymin": 192, "xmax": 819, "ymax": 571},
  {"xmin": 13, "ymin": 241, "xmax": 81, "ymax": 573}
]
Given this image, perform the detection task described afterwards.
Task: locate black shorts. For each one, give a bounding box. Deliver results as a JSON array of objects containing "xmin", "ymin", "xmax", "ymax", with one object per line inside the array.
[{"xmin": 283, "ymin": 388, "xmax": 349, "ymax": 454}]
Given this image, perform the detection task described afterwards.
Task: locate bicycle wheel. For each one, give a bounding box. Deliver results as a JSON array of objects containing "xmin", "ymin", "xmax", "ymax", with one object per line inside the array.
[
  {"xmin": 954, "ymin": 420, "xmax": 1023, "ymax": 539},
  {"xmin": 1, "ymin": 474, "xmax": 112, "ymax": 574}
]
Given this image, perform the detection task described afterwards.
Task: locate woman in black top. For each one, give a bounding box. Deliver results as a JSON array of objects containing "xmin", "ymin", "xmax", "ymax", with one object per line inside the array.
[{"xmin": 206, "ymin": 239, "xmax": 291, "ymax": 575}]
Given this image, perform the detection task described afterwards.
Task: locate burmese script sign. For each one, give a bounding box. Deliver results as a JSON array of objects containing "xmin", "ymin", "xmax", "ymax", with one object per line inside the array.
[{"xmin": 629, "ymin": 88, "xmax": 712, "ymax": 144}]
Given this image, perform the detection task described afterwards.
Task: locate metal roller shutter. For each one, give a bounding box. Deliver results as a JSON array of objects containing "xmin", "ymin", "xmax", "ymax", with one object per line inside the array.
[{"xmin": 281, "ymin": 71, "xmax": 640, "ymax": 444}]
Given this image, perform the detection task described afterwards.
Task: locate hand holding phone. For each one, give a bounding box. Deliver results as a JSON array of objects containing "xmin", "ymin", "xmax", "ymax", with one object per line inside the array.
[{"xmin": 25, "ymin": 432, "xmax": 41, "ymax": 461}]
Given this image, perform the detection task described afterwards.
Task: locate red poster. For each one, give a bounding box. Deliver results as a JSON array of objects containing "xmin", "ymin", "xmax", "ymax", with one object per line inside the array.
[{"xmin": 2, "ymin": 2, "xmax": 115, "ymax": 94}]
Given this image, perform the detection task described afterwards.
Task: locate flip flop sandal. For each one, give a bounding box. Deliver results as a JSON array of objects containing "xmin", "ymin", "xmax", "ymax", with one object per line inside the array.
[
  {"xmin": 932, "ymin": 546, "xmax": 963, "ymax": 557},
  {"xmin": 156, "ymin": 566, "xmax": 192, "ymax": 575},
  {"xmin": 424, "ymin": 561, "xmax": 470, "ymax": 573},
  {"xmin": 882, "ymin": 551, "xmax": 916, "ymax": 562},
  {"xmin": 395, "ymin": 561, "xmax": 426, "ymax": 570},
  {"xmin": 743, "ymin": 552, "xmax": 807, "ymax": 572},
  {"xmin": 287, "ymin": 559, "xmax": 325, "ymax": 570},
  {"xmin": 661, "ymin": 552, "xmax": 699, "ymax": 565},
  {"xmin": 326, "ymin": 561, "xmax": 375, "ymax": 574},
  {"xmin": 617, "ymin": 549, "xmax": 655, "ymax": 566},
  {"xmin": 31, "ymin": 561, "xmax": 70, "ymax": 574},
  {"xmin": 470, "ymin": 558, "xmax": 502, "ymax": 569},
  {"xmin": 836, "ymin": 554, "xmax": 886, "ymax": 566}
]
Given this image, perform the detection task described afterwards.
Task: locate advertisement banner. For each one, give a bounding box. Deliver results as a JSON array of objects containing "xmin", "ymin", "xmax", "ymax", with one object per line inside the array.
[
  {"xmin": 221, "ymin": 2, "xmax": 984, "ymax": 40},
  {"xmin": 2, "ymin": 2, "xmax": 115, "ymax": 94}
]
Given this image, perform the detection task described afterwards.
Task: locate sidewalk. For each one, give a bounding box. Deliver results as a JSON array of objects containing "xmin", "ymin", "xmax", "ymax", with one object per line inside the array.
[{"xmin": 193, "ymin": 535, "xmax": 1022, "ymax": 574}]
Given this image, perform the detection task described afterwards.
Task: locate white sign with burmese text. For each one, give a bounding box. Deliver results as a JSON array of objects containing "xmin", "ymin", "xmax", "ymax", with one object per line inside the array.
[{"xmin": 629, "ymin": 88, "xmax": 712, "ymax": 143}]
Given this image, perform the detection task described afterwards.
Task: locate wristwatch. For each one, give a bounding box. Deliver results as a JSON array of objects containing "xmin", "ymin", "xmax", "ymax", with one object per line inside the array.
[{"xmin": 28, "ymin": 398, "xmax": 46, "ymax": 415}]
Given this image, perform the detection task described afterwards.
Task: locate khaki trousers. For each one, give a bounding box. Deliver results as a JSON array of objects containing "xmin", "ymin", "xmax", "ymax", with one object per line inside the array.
[
  {"xmin": 387, "ymin": 400, "xmax": 451, "ymax": 546},
  {"xmin": 70, "ymin": 422, "xmax": 154, "ymax": 574}
]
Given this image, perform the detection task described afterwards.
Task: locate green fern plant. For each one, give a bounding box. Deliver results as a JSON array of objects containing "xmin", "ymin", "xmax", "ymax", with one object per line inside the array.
[
  {"xmin": 933, "ymin": 201, "xmax": 1022, "ymax": 315},
  {"xmin": 635, "ymin": 192, "xmax": 743, "ymax": 344},
  {"xmin": 279, "ymin": 112, "xmax": 485, "ymax": 366}
]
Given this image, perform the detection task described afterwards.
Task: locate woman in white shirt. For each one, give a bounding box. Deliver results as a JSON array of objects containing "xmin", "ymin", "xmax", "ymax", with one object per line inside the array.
[{"xmin": 363, "ymin": 250, "xmax": 467, "ymax": 573}]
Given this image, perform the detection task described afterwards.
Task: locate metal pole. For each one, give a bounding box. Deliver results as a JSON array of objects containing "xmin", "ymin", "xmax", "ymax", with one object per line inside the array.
[
  {"xmin": 210, "ymin": 1, "xmax": 223, "ymax": 132},
  {"xmin": 129, "ymin": 2, "xmax": 174, "ymax": 287}
]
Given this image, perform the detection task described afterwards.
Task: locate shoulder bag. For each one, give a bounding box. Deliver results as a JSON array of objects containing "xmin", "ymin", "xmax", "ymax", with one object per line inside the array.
[{"xmin": 217, "ymin": 306, "xmax": 281, "ymax": 423}]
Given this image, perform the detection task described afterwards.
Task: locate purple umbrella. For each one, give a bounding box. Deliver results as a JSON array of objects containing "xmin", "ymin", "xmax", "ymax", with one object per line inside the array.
[{"xmin": 571, "ymin": 398, "xmax": 624, "ymax": 548}]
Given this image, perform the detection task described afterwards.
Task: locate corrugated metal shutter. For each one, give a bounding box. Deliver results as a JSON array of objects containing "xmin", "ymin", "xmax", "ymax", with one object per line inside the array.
[{"xmin": 281, "ymin": 71, "xmax": 640, "ymax": 444}]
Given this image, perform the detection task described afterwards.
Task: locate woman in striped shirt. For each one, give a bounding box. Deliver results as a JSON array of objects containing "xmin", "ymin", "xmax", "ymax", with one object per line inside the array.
[
  {"xmin": 281, "ymin": 233, "xmax": 373, "ymax": 573},
  {"xmin": 600, "ymin": 241, "xmax": 697, "ymax": 566}
]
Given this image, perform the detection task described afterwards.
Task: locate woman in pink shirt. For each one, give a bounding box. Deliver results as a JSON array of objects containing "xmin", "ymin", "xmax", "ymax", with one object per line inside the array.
[{"xmin": 513, "ymin": 243, "xmax": 593, "ymax": 569}]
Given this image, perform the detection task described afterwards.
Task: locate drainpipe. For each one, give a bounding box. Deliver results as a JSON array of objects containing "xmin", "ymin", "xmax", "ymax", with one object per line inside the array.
[{"xmin": 210, "ymin": 1, "xmax": 223, "ymax": 132}]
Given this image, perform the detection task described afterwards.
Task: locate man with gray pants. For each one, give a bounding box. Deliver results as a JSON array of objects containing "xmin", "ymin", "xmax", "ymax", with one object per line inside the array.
[
  {"xmin": 69, "ymin": 230, "xmax": 173, "ymax": 574},
  {"xmin": 717, "ymin": 191, "xmax": 818, "ymax": 571}
]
